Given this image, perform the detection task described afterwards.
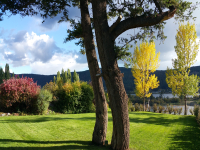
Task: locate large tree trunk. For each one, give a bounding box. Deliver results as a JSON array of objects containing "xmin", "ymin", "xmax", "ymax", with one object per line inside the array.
[
  {"xmin": 92, "ymin": 0, "xmax": 130, "ymax": 150},
  {"xmin": 80, "ymin": 0, "xmax": 108, "ymax": 145}
]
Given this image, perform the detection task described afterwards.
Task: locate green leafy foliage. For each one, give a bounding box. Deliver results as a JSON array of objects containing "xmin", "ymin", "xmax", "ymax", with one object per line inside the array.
[
  {"xmin": 153, "ymin": 104, "xmax": 158, "ymax": 112},
  {"xmin": 53, "ymin": 81, "xmax": 94, "ymax": 114},
  {"xmin": 194, "ymin": 105, "xmax": 199, "ymax": 118},
  {"xmin": 73, "ymin": 70, "xmax": 79, "ymax": 82},
  {"xmin": 178, "ymin": 107, "xmax": 183, "ymax": 115},
  {"xmin": 128, "ymin": 98, "xmax": 135, "ymax": 112},
  {"xmin": 35, "ymin": 88, "xmax": 53, "ymax": 115},
  {"xmin": 173, "ymin": 107, "xmax": 178, "ymax": 115},
  {"xmin": 166, "ymin": 22, "xmax": 200, "ymax": 115},
  {"xmin": 134, "ymin": 103, "xmax": 140, "ymax": 111},
  {"xmin": 42, "ymin": 81, "xmax": 59, "ymax": 101},
  {"xmin": 158, "ymin": 105, "xmax": 165, "ymax": 113},
  {"xmin": 167, "ymin": 105, "xmax": 174, "ymax": 114},
  {"xmin": 0, "ymin": 75, "xmax": 41, "ymax": 113},
  {"xmin": 78, "ymin": 81, "xmax": 94, "ymax": 113}
]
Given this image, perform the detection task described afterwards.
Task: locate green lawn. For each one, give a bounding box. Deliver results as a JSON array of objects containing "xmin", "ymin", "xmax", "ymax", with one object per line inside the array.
[{"xmin": 0, "ymin": 110, "xmax": 199, "ymax": 150}]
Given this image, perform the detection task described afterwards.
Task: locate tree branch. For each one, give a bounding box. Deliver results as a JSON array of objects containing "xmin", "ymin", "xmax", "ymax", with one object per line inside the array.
[
  {"xmin": 111, "ymin": 7, "xmax": 176, "ymax": 40},
  {"xmin": 109, "ymin": 15, "xmax": 122, "ymax": 33},
  {"xmin": 153, "ymin": 0, "xmax": 162, "ymax": 14}
]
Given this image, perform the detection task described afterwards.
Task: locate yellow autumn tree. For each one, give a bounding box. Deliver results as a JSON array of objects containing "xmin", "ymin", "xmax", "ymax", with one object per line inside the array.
[
  {"xmin": 166, "ymin": 22, "xmax": 200, "ymax": 115},
  {"xmin": 132, "ymin": 41, "xmax": 160, "ymax": 111}
]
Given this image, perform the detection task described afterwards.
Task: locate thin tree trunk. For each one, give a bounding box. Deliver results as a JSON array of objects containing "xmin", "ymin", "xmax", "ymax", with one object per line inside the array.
[
  {"xmin": 184, "ymin": 96, "xmax": 187, "ymax": 115},
  {"xmin": 80, "ymin": 0, "xmax": 108, "ymax": 145},
  {"xmin": 143, "ymin": 97, "xmax": 145, "ymax": 111},
  {"xmin": 92, "ymin": 0, "xmax": 129, "ymax": 149}
]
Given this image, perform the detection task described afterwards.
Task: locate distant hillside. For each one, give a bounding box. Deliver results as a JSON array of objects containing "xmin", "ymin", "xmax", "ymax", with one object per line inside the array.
[{"xmin": 7, "ymin": 65, "xmax": 200, "ymax": 93}]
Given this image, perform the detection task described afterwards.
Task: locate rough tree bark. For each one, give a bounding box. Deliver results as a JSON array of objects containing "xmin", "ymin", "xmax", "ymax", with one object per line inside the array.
[
  {"xmin": 80, "ymin": 0, "xmax": 108, "ymax": 145},
  {"xmin": 92, "ymin": 1, "xmax": 130, "ymax": 150},
  {"xmin": 91, "ymin": 0, "xmax": 177, "ymax": 149}
]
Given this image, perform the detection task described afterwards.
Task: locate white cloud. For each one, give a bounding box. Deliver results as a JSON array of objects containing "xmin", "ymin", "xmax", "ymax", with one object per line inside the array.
[{"xmin": 0, "ymin": 31, "xmax": 88, "ymax": 75}]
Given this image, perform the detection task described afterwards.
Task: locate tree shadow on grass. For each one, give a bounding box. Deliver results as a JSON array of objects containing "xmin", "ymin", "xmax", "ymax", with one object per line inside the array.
[
  {"xmin": 0, "ymin": 139, "xmax": 112, "ymax": 150},
  {"xmin": 129, "ymin": 112, "xmax": 200, "ymax": 149},
  {"xmin": 168, "ymin": 119, "xmax": 200, "ymax": 150},
  {"xmin": 128, "ymin": 112, "xmax": 196, "ymax": 127},
  {"xmin": 0, "ymin": 116, "xmax": 97, "ymax": 123}
]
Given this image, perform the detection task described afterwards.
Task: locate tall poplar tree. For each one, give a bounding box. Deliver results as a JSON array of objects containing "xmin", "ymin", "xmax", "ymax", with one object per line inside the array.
[
  {"xmin": 4, "ymin": 63, "xmax": 11, "ymax": 81},
  {"xmin": 53, "ymin": 76, "xmax": 56, "ymax": 83},
  {"xmin": 56, "ymin": 71, "xmax": 63, "ymax": 89},
  {"xmin": 67, "ymin": 69, "xmax": 71, "ymax": 83},
  {"xmin": 73, "ymin": 70, "xmax": 80, "ymax": 82},
  {"xmin": 61, "ymin": 68, "xmax": 65, "ymax": 83},
  {"xmin": 63, "ymin": 71, "xmax": 68, "ymax": 84},
  {"xmin": 166, "ymin": 22, "xmax": 200, "ymax": 115},
  {"xmin": 132, "ymin": 41, "xmax": 160, "ymax": 111},
  {"xmin": 0, "ymin": 67, "xmax": 5, "ymax": 85}
]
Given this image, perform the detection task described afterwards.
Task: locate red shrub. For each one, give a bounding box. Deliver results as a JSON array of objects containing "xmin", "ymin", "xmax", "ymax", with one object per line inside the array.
[{"xmin": 0, "ymin": 75, "xmax": 41, "ymax": 112}]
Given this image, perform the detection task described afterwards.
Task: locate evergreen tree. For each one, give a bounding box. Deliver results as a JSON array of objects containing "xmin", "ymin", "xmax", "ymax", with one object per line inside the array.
[
  {"xmin": 4, "ymin": 63, "xmax": 11, "ymax": 81},
  {"xmin": 0, "ymin": 67, "xmax": 5, "ymax": 84},
  {"xmin": 73, "ymin": 70, "xmax": 79, "ymax": 82},
  {"xmin": 67, "ymin": 69, "xmax": 71, "ymax": 83},
  {"xmin": 53, "ymin": 76, "xmax": 56, "ymax": 83},
  {"xmin": 56, "ymin": 71, "xmax": 63, "ymax": 89},
  {"xmin": 63, "ymin": 71, "xmax": 68, "ymax": 84},
  {"xmin": 61, "ymin": 68, "xmax": 65, "ymax": 80}
]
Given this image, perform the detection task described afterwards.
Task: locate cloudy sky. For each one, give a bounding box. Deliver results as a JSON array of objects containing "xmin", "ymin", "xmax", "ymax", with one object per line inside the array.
[{"xmin": 0, "ymin": 1, "xmax": 200, "ymax": 75}]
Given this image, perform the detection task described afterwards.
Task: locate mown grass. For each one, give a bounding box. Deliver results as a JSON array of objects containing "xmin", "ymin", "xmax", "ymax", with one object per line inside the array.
[{"xmin": 0, "ymin": 109, "xmax": 199, "ymax": 150}]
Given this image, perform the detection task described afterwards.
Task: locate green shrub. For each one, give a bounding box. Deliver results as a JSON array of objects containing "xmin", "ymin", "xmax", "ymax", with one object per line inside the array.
[
  {"xmin": 178, "ymin": 107, "xmax": 183, "ymax": 115},
  {"xmin": 194, "ymin": 105, "xmax": 199, "ymax": 118},
  {"xmin": 35, "ymin": 88, "xmax": 53, "ymax": 115},
  {"xmin": 140, "ymin": 104, "xmax": 143, "ymax": 111},
  {"xmin": 42, "ymin": 81, "xmax": 59, "ymax": 101},
  {"xmin": 197, "ymin": 109, "xmax": 200, "ymax": 123},
  {"xmin": 153, "ymin": 104, "xmax": 158, "ymax": 112},
  {"xmin": 173, "ymin": 107, "xmax": 178, "ymax": 115},
  {"xmin": 128, "ymin": 99, "xmax": 135, "ymax": 112},
  {"xmin": 134, "ymin": 103, "xmax": 140, "ymax": 111},
  {"xmin": 158, "ymin": 105, "xmax": 165, "ymax": 113},
  {"xmin": 189, "ymin": 107, "xmax": 194, "ymax": 115},
  {"xmin": 79, "ymin": 81, "xmax": 94, "ymax": 113},
  {"xmin": 52, "ymin": 81, "xmax": 95, "ymax": 114},
  {"xmin": 56, "ymin": 82, "xmax": 82, "ymax": 113},
  {"xmin": 167, "ymin": 105, "xmax": 173, "ymax": 114}
]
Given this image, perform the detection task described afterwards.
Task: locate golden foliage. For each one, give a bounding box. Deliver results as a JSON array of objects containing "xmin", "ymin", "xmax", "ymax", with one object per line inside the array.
[
  {"xmin": 166, "ymin": 22, "xmax": 200, "ymax": 98},
  {"xmin": 132, "ymin": 41, "xmax": 160, "ymax": 98}
]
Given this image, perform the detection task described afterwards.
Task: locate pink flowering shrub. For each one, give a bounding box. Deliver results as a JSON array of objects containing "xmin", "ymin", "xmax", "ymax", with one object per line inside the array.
[{"xmin": 0, "ymin": 75, "xmax": 41, "ymax": 113}]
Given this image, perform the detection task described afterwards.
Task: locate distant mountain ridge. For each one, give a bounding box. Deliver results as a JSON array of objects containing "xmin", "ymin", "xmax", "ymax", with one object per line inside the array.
[{"xmin": 7, "ymin": 65, "xmax": 200, "ymax": 93}]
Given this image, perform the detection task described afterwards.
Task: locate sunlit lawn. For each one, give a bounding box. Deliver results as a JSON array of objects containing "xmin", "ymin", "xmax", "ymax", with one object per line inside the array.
[{"xmin": 0, "ymin": 109, "xmax": 199, "ymax": 150}]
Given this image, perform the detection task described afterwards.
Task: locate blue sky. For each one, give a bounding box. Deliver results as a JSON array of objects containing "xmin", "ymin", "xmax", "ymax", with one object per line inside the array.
[{"xmin": 0, "ymin": 1, "xmax": 200, "ymax": 75}]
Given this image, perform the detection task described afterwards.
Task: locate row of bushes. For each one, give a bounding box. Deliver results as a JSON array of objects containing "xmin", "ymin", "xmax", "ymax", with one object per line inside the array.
[
  {"xmin": 128, "ymin": 94, "xmax": 183, "ymax": 105},
  {"xmin": 128, "ymin": 102, "xmax": 186, "ymax": 115},
  {"xmin": 0, "ymin": 76, "xmax": 95, "ymax": 115}
]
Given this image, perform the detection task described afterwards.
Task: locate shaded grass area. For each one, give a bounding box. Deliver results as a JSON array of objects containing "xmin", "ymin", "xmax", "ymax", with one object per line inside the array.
[{"xmin": 0, "ymin": 110, "xmax": 199, "ymax": 150}]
